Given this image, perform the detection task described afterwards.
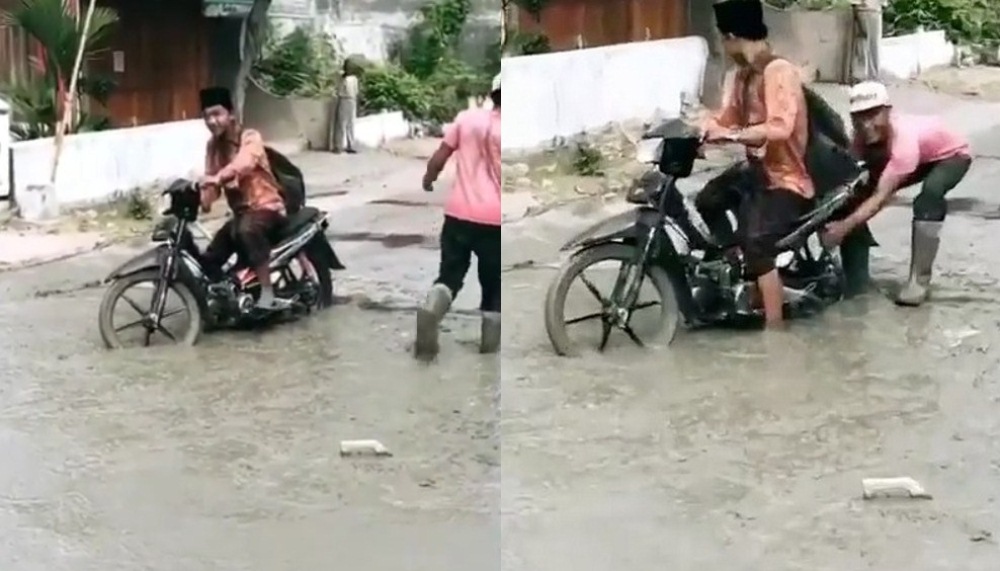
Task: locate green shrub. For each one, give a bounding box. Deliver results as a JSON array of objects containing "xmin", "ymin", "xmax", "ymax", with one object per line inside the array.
[
  {"xmin": 884, "ymin": 0, "xmax": 1000, "ymax": 45},
  {"xmin": 252, "ymin": 26, "xmax": 341, "ymax": 98},
  {"xmin": 360, "ymin": 0, "xmax": 493, "ymax": 124},
  {"xmin": 358, "ymin": 64, "xmax": 433, "ymax": 121},
  {"xmin": 397, "ymin": 0, "xmax": 471, "ymax": 79}
]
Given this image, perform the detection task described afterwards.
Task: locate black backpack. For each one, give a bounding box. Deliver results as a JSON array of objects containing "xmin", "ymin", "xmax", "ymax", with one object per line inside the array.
[
  {"xmin": 264, "ymin": 146, "xmax": 306, "ymax": 214},
  {"xmin": 801, "ymin": 84, "xmax": 861, "ymax": 198}
]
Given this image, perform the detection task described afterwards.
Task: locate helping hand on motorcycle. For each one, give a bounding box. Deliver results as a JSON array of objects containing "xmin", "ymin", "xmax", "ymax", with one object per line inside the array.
[{"xmin": 820, "ymin": 219, "xmax": 851, "ymax": 248}]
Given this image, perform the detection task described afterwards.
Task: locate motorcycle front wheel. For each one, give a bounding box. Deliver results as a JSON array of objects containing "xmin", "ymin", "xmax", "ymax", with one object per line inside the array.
[
  {"xmin": 544, "ymin": 243, "xmax": 681, "ymax": 357},
  {"xmin": 98, "ymin": 269, "xmax": 203, "ymax": 349}
]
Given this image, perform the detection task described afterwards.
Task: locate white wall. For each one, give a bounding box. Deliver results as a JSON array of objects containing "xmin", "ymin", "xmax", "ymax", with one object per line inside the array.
[
  {"xmin": 11, "ymin": 111, "xmax": 411, "ymax": 207},
  {"xmin": 355, "ymin": 111, "xmax": 411, "ymax": 147},
  {"xmin": 501, "ymin": 36, "xmax": 710, "ymax": 151},
  {"xmin": 881, "ymin": 30, "xmax": 956, "ymax": 80},
  {"xmin": 13, "ymin": 120, "xmax": 208, "ymax": 207}
]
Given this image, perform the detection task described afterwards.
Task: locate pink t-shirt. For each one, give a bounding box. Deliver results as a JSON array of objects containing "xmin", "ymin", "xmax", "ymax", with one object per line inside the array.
[
  {"xmin": 881, "ymin": 112, "xmax": 971, "ymax": 182},
  {"xmin": 442, "ymin": 108, "xmax": 501, "ymax": 226}
]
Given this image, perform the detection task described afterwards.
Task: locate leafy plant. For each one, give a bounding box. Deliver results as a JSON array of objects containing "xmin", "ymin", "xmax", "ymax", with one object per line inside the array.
[
  {"xmin": 358, "ymin": 63, "xmax": 433, "ymax": 120},
  {"xmin": 122, "ymin": 189, "xmax": 153, "ymax": 220},
  {"xmin": 2, "ymin": 0, "xmax": 118, "ymax": 84},
  {"xmin": 0, "ymin": 0, "xmax": 118, "ymax": 140},
  {"xmin": 572, "ymin": 143, "xmax": 604, "ymax": 176},
  {"xmin": 396, "ymin": 0, "xmax": 471, "ymax": 79},
  {"xmin": 884, "ymin": 0, "xmax": 1000, "ymax": 45},
  {"xmin": 363, "ymin": 0, "xmax": 493, "ymax": 124},
  {"xmin": 252, "ymin": 26, "xmax": 341, "ymax": 98}
]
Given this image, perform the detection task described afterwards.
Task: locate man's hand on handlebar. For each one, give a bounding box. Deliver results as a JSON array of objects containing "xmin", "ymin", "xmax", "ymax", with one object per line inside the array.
[
  {"xmin": 701, "ymin": 128, "xmax": 743, "ymax": 145},
  {"xmin": 199, "ymin": 174, "xmax": 221, "ymax": 188}
]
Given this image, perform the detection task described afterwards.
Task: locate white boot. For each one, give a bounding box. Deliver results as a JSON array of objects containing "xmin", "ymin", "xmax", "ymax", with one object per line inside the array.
[{"xmin": 415, "ymin": 283, "xmax": 452, "ymax": 359}]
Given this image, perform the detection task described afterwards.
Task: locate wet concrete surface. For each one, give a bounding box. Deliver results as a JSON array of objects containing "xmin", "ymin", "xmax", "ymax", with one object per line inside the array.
[
  {"xmin": 0, "ymin": 154, "xmax": 498, "ymax": 569},
  {"xmin": 500, "ymin": 130, "xmax": 1000, "ymax": 567}
]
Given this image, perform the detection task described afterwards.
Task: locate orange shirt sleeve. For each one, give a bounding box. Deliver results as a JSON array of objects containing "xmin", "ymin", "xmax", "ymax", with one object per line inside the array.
[
  {"xmin": 201, "ymin": 141, "xmax": 221, "ymax": 211},
  {"xmin": 217, "ymin": 129, "xmax": 266, "ymax": 183},
  {"xmin": 703, "ymin": 69, "xmax": 740, "ymax": 136},
  {"xmin": 759, "ymin": 59, "xmax": 801, "ymax": 142}
]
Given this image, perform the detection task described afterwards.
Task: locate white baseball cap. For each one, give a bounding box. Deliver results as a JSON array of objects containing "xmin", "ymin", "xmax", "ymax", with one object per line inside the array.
[
  {"xmin": 849, "ymin": 81, "xmax": 890, "ymax": 113},
  {"xmin": 491, "ymin": 73, "xmax": 500, "ymax": 93}
]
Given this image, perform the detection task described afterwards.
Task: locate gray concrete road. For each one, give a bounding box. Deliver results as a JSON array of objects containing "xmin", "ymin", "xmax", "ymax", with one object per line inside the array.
[
  {"xmin": 0, "ymin": 148, "xmax": 498, "ymax": 570},
  {"xmin": 500, "ymin": 94, "xmax": 1000, "ymax": 570}
]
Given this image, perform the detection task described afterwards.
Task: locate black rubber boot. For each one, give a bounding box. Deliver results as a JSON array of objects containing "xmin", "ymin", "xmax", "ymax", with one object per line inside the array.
[
  {"xmin": 480, "ymin": 311, "xmax": 500, "ymax": 354},
  {"xmin": 840, "ymin": 243, "xmax": 872, "ymax": 298}
]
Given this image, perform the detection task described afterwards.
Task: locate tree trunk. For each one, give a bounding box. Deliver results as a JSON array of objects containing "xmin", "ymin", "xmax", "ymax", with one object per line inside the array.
[
  {"xmin": 234, "ymin": 0, "xmax": 271, "ymax": 121},
  {"xmin": 501, "ymin": 0, "xmax": 509, "ymax": 51}
]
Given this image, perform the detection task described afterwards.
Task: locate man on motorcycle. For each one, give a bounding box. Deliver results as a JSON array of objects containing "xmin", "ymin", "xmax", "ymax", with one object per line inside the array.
[
  {"xmin": 198, "ymin": 87, "xmax": 291, "ymax": 311},
  {"xmin": 415, "ymin": 74, "xmax": 501, "ymax": 359},
  {"xmin": 695, "ymin": 0, "xmax": 813, "ymax": 329},
  {"xmin": 823, "ymin": 81, "xmax": 972, "ymax": 306}
]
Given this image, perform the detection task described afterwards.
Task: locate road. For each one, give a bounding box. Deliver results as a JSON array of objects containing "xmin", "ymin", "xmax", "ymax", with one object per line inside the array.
[
  {"xmin": 500, "ymin": 100, "xmax": 1000, "ymax": 568},
  {"xmin": 0, "ymin": 148, "xmax": 498, "ymax": 570}
]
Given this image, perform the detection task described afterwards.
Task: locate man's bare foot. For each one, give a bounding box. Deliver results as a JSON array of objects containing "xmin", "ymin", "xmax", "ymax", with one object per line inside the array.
[{"xmin": 764, "ymin": 319, "xmax": 788, "ymax": 331}]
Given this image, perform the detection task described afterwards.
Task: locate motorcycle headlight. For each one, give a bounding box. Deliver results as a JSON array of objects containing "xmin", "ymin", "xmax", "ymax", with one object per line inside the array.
[{"xmin": 635, "ymin": 138, "xmax": 663, "ymax": 164}]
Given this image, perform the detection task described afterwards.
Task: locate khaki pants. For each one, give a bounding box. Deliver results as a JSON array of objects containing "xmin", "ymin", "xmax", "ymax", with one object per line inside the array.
[
  {"xmin": 853, "ymin": 6, "xmax": 882, "ymax": 81},
  {"xmin": 331, "ymin": 96, "xmax": 357, "ymax": 151}
]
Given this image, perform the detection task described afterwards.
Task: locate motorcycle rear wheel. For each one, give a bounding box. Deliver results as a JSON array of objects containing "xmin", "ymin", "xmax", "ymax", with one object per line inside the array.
[
  {"xmin": 303, "ymin": 244, "xmax": 335, "ymax": 309},
  {"xmin": 98, "ymin": 269, "xmax": 203, "ymax": 349},
  {"xmin": 544, "ymin": 243, "xmax": 681, "ymax": 357}
]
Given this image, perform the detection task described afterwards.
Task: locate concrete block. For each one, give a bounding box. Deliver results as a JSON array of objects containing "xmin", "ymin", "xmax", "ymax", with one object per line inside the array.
[{"xmin": 18, "ymin": 183, "xmax": 59, "ymax": 221}]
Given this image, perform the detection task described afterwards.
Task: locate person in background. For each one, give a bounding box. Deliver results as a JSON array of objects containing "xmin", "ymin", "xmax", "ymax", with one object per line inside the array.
[
  {"xmin": 822, "ymin": 81, "xmax": 972, "ymax": 306},
  {"xmin": 333, "ymin": 60, "xmax": 359, "ymax": 154},
  {"xmin": 850, "ymin": 0, "xmax": 885, "ymax": 81},
  {"xmin": 415, "ymin": 74, "xmax": 501, "ymax": 360}
]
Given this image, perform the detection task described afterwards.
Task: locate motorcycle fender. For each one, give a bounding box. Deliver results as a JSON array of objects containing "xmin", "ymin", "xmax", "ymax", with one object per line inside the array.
[
  {"xmin": 104, "ymin": 245, "xmax": 204, "ymax": 287},
  {"xmin": 309, "ymin": 233, "xmax": 346, "ymax": 271},
  {"xmin": 103, "ymin": 245, "xmax": 167, "ymax": 283},
  {"xmin": 560, "ymin": 207, "xmax": 660, "ymax": 252}
]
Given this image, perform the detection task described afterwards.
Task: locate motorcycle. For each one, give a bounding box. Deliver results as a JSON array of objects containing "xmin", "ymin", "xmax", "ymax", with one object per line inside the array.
[
  {"xmin": 98, "ymin": 180, "xmax": 345, "ymax": 348},
  {"xmin": 543, "ymin": 118, "xmax": 869, "ymax": 356}
]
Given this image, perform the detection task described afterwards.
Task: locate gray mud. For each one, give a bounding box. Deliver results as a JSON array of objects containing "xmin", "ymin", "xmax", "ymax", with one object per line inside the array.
[
  {"xmin": 499, "ymin": 132, "xmax": 1000, "ymax": 570},
  {"xmin": 0, "ymin": 161, "xmax": 499, "ymax": 570}
]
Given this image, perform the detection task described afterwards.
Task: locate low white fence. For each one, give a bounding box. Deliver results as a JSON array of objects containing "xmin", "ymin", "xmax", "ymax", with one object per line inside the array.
[
  {"xmin": 10, "ymin": 110, "xmax": 410, "ymax": 208},
  {"xmin": 501, "ymin": 36, "xmax": 709, "ymax": 151},
  {"xmin": 880, "ymin": 29, "xmax": 956, "ymax": 80}
]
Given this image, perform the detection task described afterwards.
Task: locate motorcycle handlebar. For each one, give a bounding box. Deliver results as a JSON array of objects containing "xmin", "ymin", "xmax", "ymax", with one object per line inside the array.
[{"xmin": 161, "ymin": 181, "xmax": 202, "ymax": 196}]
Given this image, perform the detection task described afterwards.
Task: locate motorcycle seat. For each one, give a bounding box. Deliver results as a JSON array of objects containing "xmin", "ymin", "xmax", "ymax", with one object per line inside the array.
[
  {"xmin": 277, "ymin": 207, "xmax": 323, "ymax": 241},
  {"xmin": 776, "ymin": 187, "xmax": 853, "ymax": 251}
]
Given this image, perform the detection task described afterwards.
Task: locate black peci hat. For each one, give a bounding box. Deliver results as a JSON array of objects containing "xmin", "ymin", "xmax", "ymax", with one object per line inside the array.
[
  {"xmin": 199, "ymin": 87, "xmax": 233, "ymax": 112},
  {"xmin": 713, "ymin": 0, "xmax": 768, "ymax": 41}
]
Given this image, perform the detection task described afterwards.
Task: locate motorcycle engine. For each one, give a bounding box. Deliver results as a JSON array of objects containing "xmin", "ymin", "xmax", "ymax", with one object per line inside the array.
[
  {"xmin": 236, "ymin": 293, "xmax": 256, "ymax": 314},
  {"xmin": 690, "ymin": 267, "xmax": 724, "ymax": 314}
]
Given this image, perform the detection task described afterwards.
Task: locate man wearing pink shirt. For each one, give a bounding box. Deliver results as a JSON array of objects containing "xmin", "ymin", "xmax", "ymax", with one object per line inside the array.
[
  {"xmin": 414, "ymin": 74, "xmax": 501, "ymax": 359},
  {"xmin": 823, "ymin": 81, "xmax": 972, "ymax": 306}
]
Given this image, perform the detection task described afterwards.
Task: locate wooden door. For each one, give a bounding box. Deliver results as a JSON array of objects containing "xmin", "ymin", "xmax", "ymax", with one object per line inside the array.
[
  {"xmin": 518, "ymin": 0, "xmax": 688, "ymax": 51},
  {"xmin": 627, "ymin": 0, "xmax": 687, "ymax": 43},
  {"xmin": 92, "ymin": 0, "xmax": 211, "ymax": 127}
]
